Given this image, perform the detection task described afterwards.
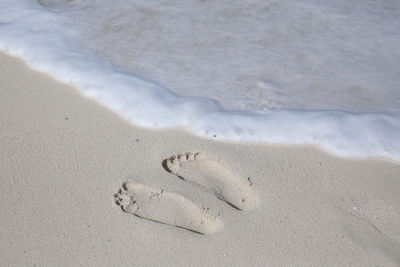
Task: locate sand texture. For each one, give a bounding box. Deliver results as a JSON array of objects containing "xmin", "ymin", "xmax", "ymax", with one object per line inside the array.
[
  {"xmin": 114, "ymin": 181, "xmax": 223, "ymax": 235},
  {"xmin": 1, "ymin": 52, "xmax": 400, "ymax": 266},
  {"xmin": 166, "ymin": 152, "xmax": 260, "ymax": 211}
]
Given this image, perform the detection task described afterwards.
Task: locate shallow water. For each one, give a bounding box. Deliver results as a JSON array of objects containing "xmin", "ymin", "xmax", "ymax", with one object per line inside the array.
[
  {"xmin": 40, "ymin": 0, "xmax": 400, "ymax": 113},
  {"xmin": 1, "ymin": 0, "xmax": 399, "ymax": 161}
]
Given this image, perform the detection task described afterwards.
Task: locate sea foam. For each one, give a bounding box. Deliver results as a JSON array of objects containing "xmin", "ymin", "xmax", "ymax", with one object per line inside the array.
[{"xmin": 0, "ymin": 0, "xmax": 399, "ymax": 161}]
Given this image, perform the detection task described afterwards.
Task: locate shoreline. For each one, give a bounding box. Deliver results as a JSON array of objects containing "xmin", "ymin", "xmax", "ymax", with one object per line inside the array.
[
  {"xmin": 2, "ymin": 0, "xmax": 400, "ymax": 163},
  {"xmin": 1, "ymin": 52, "xmax": 399, "ymax": 266}
]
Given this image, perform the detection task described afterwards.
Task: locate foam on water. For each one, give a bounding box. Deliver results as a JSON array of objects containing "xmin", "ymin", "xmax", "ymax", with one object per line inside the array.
[{"xmin": 0, "ymin": 0, "xmax": 399, "ymax": 161}]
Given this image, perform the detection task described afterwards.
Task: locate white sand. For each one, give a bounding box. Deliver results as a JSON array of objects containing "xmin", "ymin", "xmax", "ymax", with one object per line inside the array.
[
  {"xmin": 166, "ymin": 152, "xmax": 260, "ymax": 211},
  {"xmin": 115, "ymin": 181, "xmax": 224, "ymax": 235},
  {"xmin": 0, "ymin": 52, "xmax": 399, "ymax": 266}
]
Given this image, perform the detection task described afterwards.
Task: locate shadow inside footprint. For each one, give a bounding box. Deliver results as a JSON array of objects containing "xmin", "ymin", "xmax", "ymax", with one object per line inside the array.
[
  {"xmin": 114, "ymin": 181, "xmax": 224, "ymax": 234},
  {"xmin": 163, "ymin": 152, "xmax": 261, "ymax": 211}
]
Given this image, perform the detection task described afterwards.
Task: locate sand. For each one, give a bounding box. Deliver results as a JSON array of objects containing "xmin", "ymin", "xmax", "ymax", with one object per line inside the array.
[{"xmin": 0, "ymin": 52, "xmax": 399, "ymax": 266}]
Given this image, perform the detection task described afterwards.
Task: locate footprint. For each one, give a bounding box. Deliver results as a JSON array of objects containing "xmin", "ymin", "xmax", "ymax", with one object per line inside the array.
[
  {"xmin": 114, "ymin": 181, "xmax": 223, "ymax": 235},
  {"xmin": 165, "ymin": 152, "xmax": 260, "ymax": 211}
]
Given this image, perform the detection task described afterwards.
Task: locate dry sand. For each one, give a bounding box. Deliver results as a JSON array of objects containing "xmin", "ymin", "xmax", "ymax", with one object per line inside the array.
[{"xmin": 0, "ymin": 52, "xmax": 399, "ymax": 266}]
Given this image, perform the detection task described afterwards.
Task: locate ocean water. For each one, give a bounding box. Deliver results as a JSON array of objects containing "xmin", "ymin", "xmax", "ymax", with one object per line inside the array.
[{"xmin": 1, "ymin": 0, "xmax": 399, "ymax": 161}]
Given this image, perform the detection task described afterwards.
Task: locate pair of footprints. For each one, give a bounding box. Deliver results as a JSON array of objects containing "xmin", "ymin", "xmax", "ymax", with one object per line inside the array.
[{"xmin": 114, "ymin": 152, "xmax": 260, "ymax": 234}]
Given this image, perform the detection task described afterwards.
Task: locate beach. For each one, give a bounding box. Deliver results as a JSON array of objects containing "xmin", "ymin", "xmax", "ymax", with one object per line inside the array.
[
  {"xmin": 1, "ymin": 52, "xmax": 399, "ymax": 265},
  {"xmin": 2, "ymin": 0, "xmax": 400, "ymax": 162}
]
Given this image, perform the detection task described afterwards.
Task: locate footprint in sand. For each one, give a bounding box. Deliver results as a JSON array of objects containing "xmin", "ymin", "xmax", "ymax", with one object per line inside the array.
[
  {"xmin": 114, "ymin": 181, "xmax": 223, "ymax": 234},
  {"xmin": 165, "ymin": 152, "xmax": 260, "ymax": 211}
]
